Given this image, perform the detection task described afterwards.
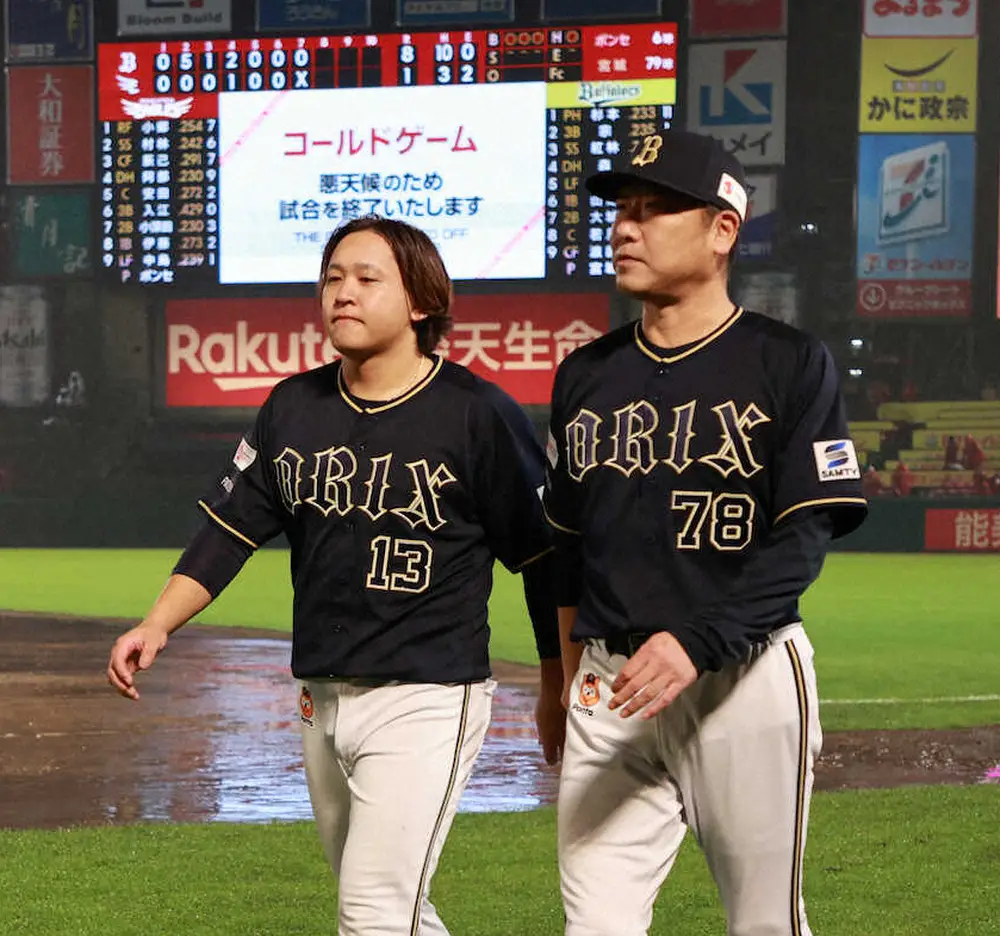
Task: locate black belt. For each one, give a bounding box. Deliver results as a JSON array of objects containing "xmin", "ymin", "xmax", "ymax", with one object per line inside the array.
[{"xmin": 592, "ymin": 632, "xmax": 657, "ymax": 658}]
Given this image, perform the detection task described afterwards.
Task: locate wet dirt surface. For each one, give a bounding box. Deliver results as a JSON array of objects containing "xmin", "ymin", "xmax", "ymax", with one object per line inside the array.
[{"xmin": 1, "ymin": 613, "xmax": 996, "ymax": 830}]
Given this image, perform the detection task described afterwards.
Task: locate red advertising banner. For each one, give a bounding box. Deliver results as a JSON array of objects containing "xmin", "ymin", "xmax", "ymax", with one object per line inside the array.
[
  {"xmin": 863, "ymin": 0, "xmax": 978, "ymax": 38},
  {"xmin": 857, "ymin": 280, "xmax": 971, "ymax": 318},
  {"xmin": 689, "ymin": 0, "xmax": 787, "ymax": 37},
  {"xmin": 6, "ymin": 65, "xmax": 95, "ymax": 184},
  {"xmin": 925, "ymin": 508, "xmax": 1000, "ymax": 551},
  {"xmin": 165, "ymin": 293, "xmax": 609, "ymax": 407}
]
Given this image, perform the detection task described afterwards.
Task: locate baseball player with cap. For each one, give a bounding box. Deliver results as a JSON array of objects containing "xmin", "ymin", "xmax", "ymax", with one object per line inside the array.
[
  {"xmin": 107, "ymin": 216, "xmax": 564, "ymax": 936},
  {"xmin": 544, "ymin": 130, "xmax": 868, "ymax": 935}
]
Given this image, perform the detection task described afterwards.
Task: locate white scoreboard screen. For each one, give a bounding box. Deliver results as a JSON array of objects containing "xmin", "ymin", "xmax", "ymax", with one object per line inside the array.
[{"xmin": 97, "ymin": 23, "xmax": 679, "ymax": 287}]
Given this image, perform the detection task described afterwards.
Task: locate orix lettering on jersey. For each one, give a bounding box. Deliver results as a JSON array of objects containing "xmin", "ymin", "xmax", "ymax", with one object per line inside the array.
[
  {"xmin": 563, "ymin": 398, "xmax": 771, "ymax": 482},
  {"xmin": 273, "ymin": 447, "xmax": 456, "ymax": 530}
]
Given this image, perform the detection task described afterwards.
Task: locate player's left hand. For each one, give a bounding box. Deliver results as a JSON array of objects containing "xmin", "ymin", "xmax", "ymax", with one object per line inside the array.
[
  {"xmin": 535, "ymin": 686, "xmax": 566, "ymax": 765},
  {"xmin": 608, "ymin": 632, "xmax": 698, "ymax": 720}
]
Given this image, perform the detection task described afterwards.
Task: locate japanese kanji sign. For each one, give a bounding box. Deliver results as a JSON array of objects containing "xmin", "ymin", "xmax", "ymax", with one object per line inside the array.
[
  {"xmin": 863, "ymin": 0, "xmax": 978, "ymax": 38},
  {"xmin": 118, "ymin": 0, "xmax": 231, "ymax": 36},
  {"xmin": 5, "ymin": 0, "xmax": 93, "ymax": 63},
  {"xmin": 257, "ymin": 0, "xmax": 371, "ymax": 31},
  {"xmin": 689, "ymin": 0, "xmax": 787, "ymax": 38},
  {"xmin": 217, "ymin": 83, "xmax": 547, "ymax": 283},
  {"xmin": 859, "ymin": 37, "xmax": 978, "ymax": 133},
  {"xmin": 856, "ymin": 134, "xmax": 975, "ymax": 318},
  {"xmin": 686, "ymin": 40, "xmax": 786, "ymax": 166},
  {"xmin": 164, "ymin": 294, "xmax": 609, "ymax": 407},
  {"xmin": 925, "ymin": 508, "xmax": 1000, "ymax": 551},
  {"xmin": 10, "ymin": 190, "xmax": 92, "ymax": 277},
  {"xmin": 6, "ymin": 65, "xmax": 95, "ymax": 184}
]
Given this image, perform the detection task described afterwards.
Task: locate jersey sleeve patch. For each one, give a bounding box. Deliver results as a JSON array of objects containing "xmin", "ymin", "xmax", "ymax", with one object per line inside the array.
[
  {"xmin": 233, "ymin": 437, "xmax": 258, "ymax": 472},
  {"xmin": 813, "ymin": 439, "xmax": 860, "ymax": 482}
]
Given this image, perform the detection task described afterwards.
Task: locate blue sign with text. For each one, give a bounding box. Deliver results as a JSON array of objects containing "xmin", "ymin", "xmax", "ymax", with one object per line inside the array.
[
  {"xmin": 542, "ymin": 0, "xmax": 660, "ymax": 20},
  {"xmin": 257, "ymin": 0, "xmax": 371, "ymax": 31},
  {"xmin": 5, "ymin": 0, "xmax": 93, "ymax": 63},
  {"xmin": 396, "ymin": 0, "xmax": 514, "ymax": 27}
]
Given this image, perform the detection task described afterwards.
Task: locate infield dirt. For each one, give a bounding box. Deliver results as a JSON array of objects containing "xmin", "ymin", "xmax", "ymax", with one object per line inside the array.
[{"xmin": 1, "ymin": 613, "xmax": 996, "ymax": 830}]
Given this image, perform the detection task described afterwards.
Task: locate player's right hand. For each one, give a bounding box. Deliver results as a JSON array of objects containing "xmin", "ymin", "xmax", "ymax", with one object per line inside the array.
[{"xmin": 107, "ymin": 624, "xmax": 169, "ymax": 701}]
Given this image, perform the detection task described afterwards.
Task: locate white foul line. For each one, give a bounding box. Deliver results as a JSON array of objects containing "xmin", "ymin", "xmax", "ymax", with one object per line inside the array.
[{"xmin": 820, "ymin": 694, "xmax": 1000, "ymax": 706}]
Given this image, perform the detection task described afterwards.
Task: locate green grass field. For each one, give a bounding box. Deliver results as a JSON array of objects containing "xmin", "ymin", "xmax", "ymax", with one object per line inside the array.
[
  {"xmin": 0, "ymin": 788, "xmax": 997, "ymax": 936},
  {"xmin": 1, "ymin": 550, "xmax": 999, "ymax": 731},
  {"xmin": 1, "ymin": 551, "xmax": 998, "ymax": 934}
]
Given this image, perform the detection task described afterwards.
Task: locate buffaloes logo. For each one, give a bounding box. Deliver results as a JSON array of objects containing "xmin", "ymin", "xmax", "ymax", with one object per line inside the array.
[
  {"xmin": 631, "ymin": 134, "xmax": 663, "ymax": 167},
  {"xmin": 299, "ymin": 686, "xmax": 315, "ymax": 727},
  {"xmin": 578, "ymin": 673, "xmax": 601, "ymax": 707}
]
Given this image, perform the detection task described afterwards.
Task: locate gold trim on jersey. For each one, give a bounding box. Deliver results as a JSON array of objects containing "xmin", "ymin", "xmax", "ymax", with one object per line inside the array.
[
  {"xmin": 338, "ymin": 355, "xmax": 443, "ymax": 415},
  {"xmin": 409, "ymin": 683, "xmax": 471, "ymax": 936},
  {"xmin": 543, "ymin": 503, "xmax": 580, "ymax": 535},
  {"xmin": 785, "ymin": 639, "xmax": 809, "ymax": 936},
  {"xmin": 773, "ymin": 497, "xmax": 868, "ymax": 527},
  {"xmin": 198, "ymin": 500, "xmax": 260, "ymax": 550},
  {"xmin": 511, "ymin": 545, "xmax": 555, "ymax": 572},
  {"xmin": 633, "ymin": 306, "xmax": 743, "ymax": 363}
]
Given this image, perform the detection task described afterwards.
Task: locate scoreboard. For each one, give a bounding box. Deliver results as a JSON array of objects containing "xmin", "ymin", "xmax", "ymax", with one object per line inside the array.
[{"xmin": 96, "ymin": 23, "xmax": 679, "ymax": 287}]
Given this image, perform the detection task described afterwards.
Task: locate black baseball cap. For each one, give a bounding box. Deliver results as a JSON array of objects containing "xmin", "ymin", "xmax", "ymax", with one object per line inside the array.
[{"xmin": 585, "ymin": 130, "xmax": 749, "ymax": 223}]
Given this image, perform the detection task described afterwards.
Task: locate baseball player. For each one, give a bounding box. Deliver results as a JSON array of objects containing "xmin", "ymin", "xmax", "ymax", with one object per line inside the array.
[
  {"xmin": 107, "ymin": 216, "xmax": 564, "ymax": 936},
  {"xmin": 543, "ymin": 131, "xmax": 868, "ymax": 935}
]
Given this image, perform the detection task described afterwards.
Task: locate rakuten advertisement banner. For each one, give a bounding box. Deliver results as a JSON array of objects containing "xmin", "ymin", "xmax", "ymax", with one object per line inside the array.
[{"xmin": 165, "ymin": 294, "xmax": 608, "ymax": 407}]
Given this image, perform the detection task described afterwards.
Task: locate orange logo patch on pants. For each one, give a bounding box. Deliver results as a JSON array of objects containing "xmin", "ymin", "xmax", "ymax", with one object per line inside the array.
[
  {"xmin": 299, "ymin": 686, "xmax": 315, "ymax": 726},
  {"xmin": 578, "ymin": 673, "xmax": 601, "ymax": 707}
]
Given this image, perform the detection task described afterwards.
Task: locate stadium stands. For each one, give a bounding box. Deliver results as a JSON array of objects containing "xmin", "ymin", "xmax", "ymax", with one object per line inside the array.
[{"xmin": 849, "ymin": 400, "xmax": 1000, "ymax": 496}]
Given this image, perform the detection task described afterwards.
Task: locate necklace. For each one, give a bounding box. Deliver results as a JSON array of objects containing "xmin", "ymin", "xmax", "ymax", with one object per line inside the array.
[
  {"xmin": 344, "ymin": 356, "xmax": 427, "ymax": 401},
  {"xmin": 387, "ymin": 357, "xmax": 426, "ymax": 398}
]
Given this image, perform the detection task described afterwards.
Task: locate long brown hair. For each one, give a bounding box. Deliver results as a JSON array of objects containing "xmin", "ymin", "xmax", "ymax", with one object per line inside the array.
[{"xmin": 318, "ymin": 217, "xmax": 454, "ymax": 355}]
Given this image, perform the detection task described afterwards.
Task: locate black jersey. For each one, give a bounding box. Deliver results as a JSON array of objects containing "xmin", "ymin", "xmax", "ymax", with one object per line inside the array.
[
  {"xmin": 200, "ymin": 356, "xmax": 552, "ymax": 683},
  {"xmin": 543, "ymin": 308, "xmax": 867, "ymax": 642}
]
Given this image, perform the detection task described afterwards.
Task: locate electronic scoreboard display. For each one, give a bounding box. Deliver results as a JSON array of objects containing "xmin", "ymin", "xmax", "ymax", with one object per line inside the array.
[{"xmin": 97, "ymin": 23, "xmax": 679, "ymax": 287}]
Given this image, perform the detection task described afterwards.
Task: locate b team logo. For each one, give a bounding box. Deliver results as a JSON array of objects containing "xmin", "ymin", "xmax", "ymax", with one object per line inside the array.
[{"xmin": 632, "ymin": 134, "xmax": 663, "ymax": 167}]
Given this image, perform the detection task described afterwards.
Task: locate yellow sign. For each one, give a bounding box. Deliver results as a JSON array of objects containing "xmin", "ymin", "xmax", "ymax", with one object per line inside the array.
[
  {"xmin": 859, "ymin": 37, "xmax": 978, "ymax": 133},
  {"xmin": 546, "ymin": 78, "xmax": 677, "ymax": 110}
]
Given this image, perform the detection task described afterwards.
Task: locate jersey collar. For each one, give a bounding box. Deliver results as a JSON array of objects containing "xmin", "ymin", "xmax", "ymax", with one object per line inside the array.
[
  {"xmin": 338, "ymin": 354, "xmax": 443, "ymax": 415},
  {"xmin": 633, "ymin": 306, "xmax": 743, "ymax": 364}
]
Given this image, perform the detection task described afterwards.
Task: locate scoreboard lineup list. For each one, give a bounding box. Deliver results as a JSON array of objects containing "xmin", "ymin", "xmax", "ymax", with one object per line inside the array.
[{"xmin": 97, "ymin": 24, "xmax": 679, "ymax": 287}]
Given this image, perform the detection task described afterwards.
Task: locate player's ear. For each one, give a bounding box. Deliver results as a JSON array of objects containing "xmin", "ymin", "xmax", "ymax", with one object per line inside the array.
[
  {"xmin": 409, "ymin": 308, "xmax": 429, "ymax": 324},
  {"xmin": 712, "ymin": 209, "xmax": 741, "ymax": 257}
]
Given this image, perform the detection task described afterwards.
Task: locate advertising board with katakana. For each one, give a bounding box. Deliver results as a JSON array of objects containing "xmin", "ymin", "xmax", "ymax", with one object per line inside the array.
[
  {"xmin": 856, "ymin": 133, "xmax": 975, "ymax": 318},
  {"xmin": 685, "ymin": 40, "xmax": 786, "ymax": 166},
  {"xmin": 96, "ymin": 22, "xmax": 680, "ymax": 288}
]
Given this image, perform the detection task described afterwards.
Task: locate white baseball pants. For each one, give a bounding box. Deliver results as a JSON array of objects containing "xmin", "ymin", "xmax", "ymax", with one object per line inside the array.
[
  {"xmin": 559, "ymin": 624, "xmax": 822, "ymax": 936},
  {"xmin": 300, "ymin": 678, "xmax": 494, "ymax": 936}
]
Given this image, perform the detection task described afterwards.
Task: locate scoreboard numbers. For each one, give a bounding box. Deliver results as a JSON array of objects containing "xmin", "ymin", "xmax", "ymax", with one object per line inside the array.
[{"xmin": 97, "ymin": 23, "xmax": 679, "ymax": 288}]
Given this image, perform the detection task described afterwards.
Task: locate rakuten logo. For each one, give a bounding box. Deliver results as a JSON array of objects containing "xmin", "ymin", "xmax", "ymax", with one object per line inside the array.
[{"xmin": 168, "ymin": 321, "xmax": 336, "ymax": 391}]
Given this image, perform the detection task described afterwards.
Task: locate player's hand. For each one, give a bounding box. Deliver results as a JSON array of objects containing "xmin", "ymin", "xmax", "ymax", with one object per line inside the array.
[
  {"xmin": 560, "ymin": 667, "xmax": 574, "ymax": 711},
  {"xmin": 608, "ymin": 632, "xmax": 698, "ymax": 720},
  {"xmin": 107, "ymin": 624, "xmax": 169, "ymax": 701},
  {"xmin": 535, "ymin": 685, "xmax": 566, "ymax": 765}
]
